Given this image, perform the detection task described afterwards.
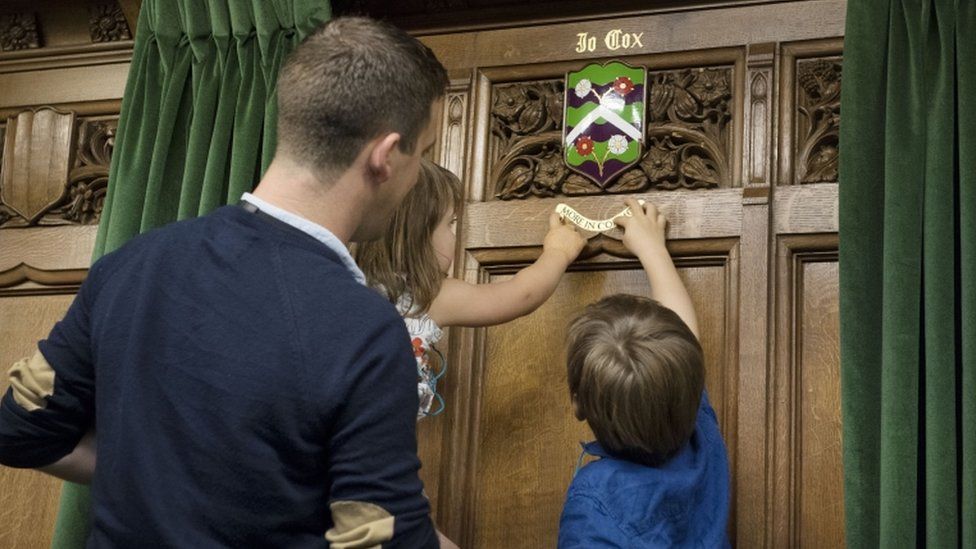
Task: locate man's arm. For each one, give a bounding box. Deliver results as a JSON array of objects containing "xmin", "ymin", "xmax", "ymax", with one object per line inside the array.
[
  {"xmin": 38, "ymin": 429, "xmax": 95, "ymax": 484},
  {"xmin": 324, "ymin": 315, "xmax": 437, "ymax": 549},
  {"xmin": 615, "ymin": 198, "xmax": 700, "ymax": 338},
  {"xmin": 0, "ymin": 275, "xmax": 97, "ymax": 474}
]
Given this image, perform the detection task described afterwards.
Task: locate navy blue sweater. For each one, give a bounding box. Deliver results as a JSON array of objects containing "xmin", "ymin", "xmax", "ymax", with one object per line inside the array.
[{"xmin": 0, "ymin": 205, "xmax": 436, "ymax": 548}]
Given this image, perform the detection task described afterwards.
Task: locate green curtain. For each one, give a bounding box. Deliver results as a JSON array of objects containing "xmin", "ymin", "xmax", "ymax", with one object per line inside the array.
[
  {"xmin": 840, "ymin": 1, "xmax": 975, "ymax": 547},
  {"xmin": 51, "ymin": 1, "xmax": 331, "ymax": 547}
]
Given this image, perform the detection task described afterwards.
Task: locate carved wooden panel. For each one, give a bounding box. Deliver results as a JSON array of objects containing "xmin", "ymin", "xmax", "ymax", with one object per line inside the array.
[
  {"xmin": 490, "ymin": 64, "xmax": 734, "ymax": 200},
  {"xmin": 0, "ymin": 111, "xmax": 116, "ymax": 228},
  {"xmin": 778, "ymin": 39, "xmax": 843, "ymax": 186}
]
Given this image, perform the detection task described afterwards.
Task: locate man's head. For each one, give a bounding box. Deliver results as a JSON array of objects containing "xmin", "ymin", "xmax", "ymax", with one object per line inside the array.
[
  {"xmin": 274, "ymin": 17, "xmax": 448, "ymax": 240},
  {"xmin": 566, "ymin": 294, "xmax": 704, "ymax": 466}
]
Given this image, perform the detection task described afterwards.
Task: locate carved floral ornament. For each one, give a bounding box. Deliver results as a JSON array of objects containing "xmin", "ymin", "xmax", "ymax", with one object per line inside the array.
[
  {"xmin": 88, "ymin": 2, "xmax": 132, "ymax": 43},
  {"xmin": 491, "ymin": 65, "xmax": 733, "ymax": 200},
  {"xmin": 0, "ymin": 12, "xmax": 41, "ymax": 51}
]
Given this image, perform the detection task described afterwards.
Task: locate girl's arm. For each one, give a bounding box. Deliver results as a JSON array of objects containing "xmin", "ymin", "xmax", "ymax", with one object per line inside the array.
[
  {"xmin": 615, "ymin": 198, "xmax": 700, "ymax": 338},
  {"xmin": 427, "ymin": 212, "xmax": 586, "ymax": 328}
]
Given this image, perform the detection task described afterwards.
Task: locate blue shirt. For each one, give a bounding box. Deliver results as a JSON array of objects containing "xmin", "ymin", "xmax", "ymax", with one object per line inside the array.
[
  {"xmin": 558, "ymin": 391, "xmax": 730, "ymax": 548},
  {"xmin": 0, "ymin": 205, "xmax": 437, "ymax": 548}
]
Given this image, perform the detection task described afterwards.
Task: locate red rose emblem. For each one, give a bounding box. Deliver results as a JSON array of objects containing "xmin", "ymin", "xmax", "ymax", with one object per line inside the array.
[
  {"xmin": 613, "ymin": 76, "xmax": 635, "ymax": 96},
  {"xmin": 575, "ymin": 135, "xmax": 595, "ymax": 156}
]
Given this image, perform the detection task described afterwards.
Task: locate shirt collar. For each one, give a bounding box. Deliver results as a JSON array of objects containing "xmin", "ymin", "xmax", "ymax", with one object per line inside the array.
[
  {"xmin": 240, "ymin": 192, "xmax": 366, "ymax": 286},
  {"xmin": 582, "ymin": 440, "xmax": 611, "ymax": 458}
]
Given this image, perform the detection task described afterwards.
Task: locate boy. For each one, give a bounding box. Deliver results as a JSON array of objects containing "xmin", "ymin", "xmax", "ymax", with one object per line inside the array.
[{"xmin": 558, "ymin": 198, "xmax": 731, "ymax": 548}]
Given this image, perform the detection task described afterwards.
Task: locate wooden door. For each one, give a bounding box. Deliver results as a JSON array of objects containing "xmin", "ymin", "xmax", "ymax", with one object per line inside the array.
[{"xmin": 414, "ymin": 1, "xmax": 845, "ymax": 547}]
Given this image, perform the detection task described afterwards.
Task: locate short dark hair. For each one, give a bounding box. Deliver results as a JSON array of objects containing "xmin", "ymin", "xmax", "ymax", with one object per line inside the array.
[
  {"xmin": 276, "ymin": 17, "xmax": 448, "ymax": 175},
  {"xmin": 566, "ymin": 294, "xmax": 704, "ymax": 466}
]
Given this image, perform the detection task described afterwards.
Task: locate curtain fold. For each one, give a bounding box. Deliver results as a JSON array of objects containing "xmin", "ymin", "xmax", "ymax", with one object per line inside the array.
[
  {"xmin": 839, "ymin": 0, "xmax": 975, "ymax": 547},
  {"xmin": 52, "ymin": 2, "xmax": 331, "ymax": 546}
]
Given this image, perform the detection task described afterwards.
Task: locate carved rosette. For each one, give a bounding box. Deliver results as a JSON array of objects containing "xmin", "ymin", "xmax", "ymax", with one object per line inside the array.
[
  {"xmin": 796, "ymin": 58, "xmax": 841, "ymax": 184},
  {"xmin": 0, "ymin": 12, "xmax": 41, "ymax": 51},
  {"xmin": 88, "ymin": 2, "xmax": 132, "ymax": 43},
  {"xmin": 492, "ymin": 67, "xmax": 733, "ymax": 199}
]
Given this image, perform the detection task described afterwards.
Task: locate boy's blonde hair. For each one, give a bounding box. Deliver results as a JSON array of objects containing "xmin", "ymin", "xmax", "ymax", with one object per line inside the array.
[
  {"xmin": 566, "ymin": 294, "xmax": 704, "ymax": 466},
  {"xmin": 356, "ymin": 159, "xmax": 462, "ymax": 314}
]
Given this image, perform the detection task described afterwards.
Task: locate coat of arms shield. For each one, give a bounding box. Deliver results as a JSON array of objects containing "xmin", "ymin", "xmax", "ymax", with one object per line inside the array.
[{"xmin": 563, "ymin": 61, "xmax": 647, "ymax": 187}]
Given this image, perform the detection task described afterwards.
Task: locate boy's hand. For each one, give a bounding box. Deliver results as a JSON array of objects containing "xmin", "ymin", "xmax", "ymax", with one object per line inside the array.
[
  {"xmin": 544, "ymin": 211, "xmax": 587, "ymax": 265},
  {"xmin": 615, "ymin": 198, "xmax": 667, "ymax": 258}
]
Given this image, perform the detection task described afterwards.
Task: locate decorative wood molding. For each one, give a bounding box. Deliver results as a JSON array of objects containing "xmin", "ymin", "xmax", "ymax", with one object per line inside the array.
[
  {"xmin": 463, "ymin": 189, "xmax": 745, "ymax": 249},
  {"xmin": 0, "ymin": 263, "xmax": 87, "ymax": 295},
  {"xmin": 743, "ymin": 43, "xmax": 775, "ymax": 187},
  {"xmin": 490, "ymin": 64, "xmax": 733, "ymax": 200},
  {"xmin": 777, "ymin": 38, "xmax": 843, "ymax": 186},
  {"xmin": 88, "ymin": 2, "xmax": 132, "ymax": 43},
  {"xmin": 0, "ymin": 110, "xmax": 117, "ymax": 228},
  {"xmin": 0, "ymin": 13, "xmax": 41, "ymax": 52},
  {"xmin": 438, "ymin": 83, "xmax": 470, "ymax": 182}
]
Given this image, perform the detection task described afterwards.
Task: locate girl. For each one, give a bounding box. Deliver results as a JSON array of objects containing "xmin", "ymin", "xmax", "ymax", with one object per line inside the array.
[{"xmin": 356, "ymin": 159, "xmax": 586, "ymax": 419}]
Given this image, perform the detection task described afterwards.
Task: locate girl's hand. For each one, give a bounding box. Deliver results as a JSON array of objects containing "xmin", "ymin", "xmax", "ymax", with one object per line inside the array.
[
  {"xmin": 615, "ymin": 198, "xmax": 667, "ymax": 259},
  {"xmin": 544, "ymin": 211, "xmax": 587, "ymax": 265}
]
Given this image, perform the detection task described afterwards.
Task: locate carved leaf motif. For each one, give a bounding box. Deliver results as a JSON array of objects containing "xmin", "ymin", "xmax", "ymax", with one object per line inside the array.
[
  {"xmin": 796, "ymin": 57, "xmax": 841, "ymax": 184},
  {"xmin": 608, "ymin": 169, "xmax": 648, "ymax": 192},
  {"xmin": 679, "ymin": 155, "xmax": 719, "ymax": 185},
  {"xmin": 563, "ymin": 174, "xmax": 601, "ymax": 195}
]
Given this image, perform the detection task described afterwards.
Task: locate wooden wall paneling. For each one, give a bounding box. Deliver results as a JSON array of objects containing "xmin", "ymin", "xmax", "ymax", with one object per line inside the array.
[
  {"xmin": 418, "ymin": 0, "xmax": 845, "ymax": 70},
  {"xmin": 458, "ymin": 238, "xmax": 740, "ymax": 548},
  {"xmin": 0, "ymin": 45, "xmax": 132, "ymax": 109},
  {"xmin": 736, "ymin": 186, "xmax": 772, "ymax": 549},
  {"xmin": 771, "ymin": 234, "xmax": 842, "ymax": 548}
]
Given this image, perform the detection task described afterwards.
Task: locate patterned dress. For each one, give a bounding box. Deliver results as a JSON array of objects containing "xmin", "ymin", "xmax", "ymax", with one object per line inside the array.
[{"xmin": 397, "ymin": 296, "xmax": 445, "ymax": 419}]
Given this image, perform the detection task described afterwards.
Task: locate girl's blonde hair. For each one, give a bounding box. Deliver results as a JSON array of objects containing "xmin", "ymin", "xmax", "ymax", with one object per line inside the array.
[{"xmin": 356, "ymin": 159, "xmax": 462, "ymax": 315}]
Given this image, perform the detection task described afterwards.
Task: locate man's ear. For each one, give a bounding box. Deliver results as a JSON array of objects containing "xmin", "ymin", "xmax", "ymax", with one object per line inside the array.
[
  {"xmin": 571, "ymin": 394, "xmax": 583, "ymax": 421},
  {"xmin": 365, "ymin": 132, "xmax": 402, "ymax": 183}
]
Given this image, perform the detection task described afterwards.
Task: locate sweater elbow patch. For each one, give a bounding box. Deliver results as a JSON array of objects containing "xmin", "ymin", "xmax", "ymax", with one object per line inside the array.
[
  {"xmin": 325, "ymin": 500, "xmax": 394, "ymax": 548},
  {"xmin": 7, "ymin": 351, "xmax": 55, "ymax": 412}
]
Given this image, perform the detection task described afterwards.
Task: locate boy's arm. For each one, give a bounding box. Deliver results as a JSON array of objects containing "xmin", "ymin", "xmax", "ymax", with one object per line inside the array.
[
  {"xmin": 615, "ymin": 198, "xmax": 700, "ymax": 338},
  {"xmin": 428, "ymin": 212, "xmax": 585, "ymax": 328}
]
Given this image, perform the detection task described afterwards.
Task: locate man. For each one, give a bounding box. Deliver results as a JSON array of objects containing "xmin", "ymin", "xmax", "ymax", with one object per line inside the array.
[{"xmin": 0, "ymin": 17, "xmax": 447, "ymax": 548}]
